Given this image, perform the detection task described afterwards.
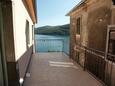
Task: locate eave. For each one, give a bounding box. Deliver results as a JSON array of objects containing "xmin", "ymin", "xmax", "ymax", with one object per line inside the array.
[
  {"xmin": 23, "ymin": 0, "xmax": 37, "ymax": 24},
  {"xmin": 66, "ymin": 0, "xmax": 86, "ymax": 16}
]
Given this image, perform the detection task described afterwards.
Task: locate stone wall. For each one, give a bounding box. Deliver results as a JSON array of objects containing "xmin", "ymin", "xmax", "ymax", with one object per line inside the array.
[
  {"xmin": 69, "ymin": 0, "xmax": 115, "ymax": 83},
  {"xmin": 87, "ymin": 6, "xmax": 111, "ymax": 51},
  {"xmin": 70, "ymin": 17, "xmax": 76, "ymax": 59}
]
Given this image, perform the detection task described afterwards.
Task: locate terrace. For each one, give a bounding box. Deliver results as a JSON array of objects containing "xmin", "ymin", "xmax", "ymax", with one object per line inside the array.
[{"xmin": 23, "ymin": 52, "xmax": 103, "ymax": 86}]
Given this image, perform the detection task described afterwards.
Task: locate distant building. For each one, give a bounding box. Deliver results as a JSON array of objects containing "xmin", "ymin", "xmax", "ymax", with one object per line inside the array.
[
  {"xmin": 0, "ymin": 0, "xmax": 37, "ymax": 86},
  {"xmin": 67, "ymin": 0, "xmax": 115, "ymax": 86}
]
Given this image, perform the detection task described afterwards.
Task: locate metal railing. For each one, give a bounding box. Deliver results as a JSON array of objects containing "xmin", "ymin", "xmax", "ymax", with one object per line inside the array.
[
  {"xmin": 35, "ymin": 38, "xmax": 70, "ymax": 55},
  {"xmin": 74, "ymin": 44, "xmax": 115, "ymax": 86}
]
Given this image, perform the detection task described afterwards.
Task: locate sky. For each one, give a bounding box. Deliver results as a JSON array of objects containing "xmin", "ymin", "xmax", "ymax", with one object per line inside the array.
[{"xmin": 35, "ymin": 0, "xmax": 81, "ymax": 28}]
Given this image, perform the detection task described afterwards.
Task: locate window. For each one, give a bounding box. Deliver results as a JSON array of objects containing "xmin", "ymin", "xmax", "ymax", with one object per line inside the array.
[
  {"xmin": 25, "ymin": 20, "xmax": 30, "ymax": 49},
  {"xmin": 32, "ymin": 25, "xmax": 34, "ymax": 40},
  {"xmin": 112, "ymin": 0, "xmax": 115, "ymax": 5},
  {"xmin": 76, "ymin": 17, "xmax": 81, "ymax": 34}
]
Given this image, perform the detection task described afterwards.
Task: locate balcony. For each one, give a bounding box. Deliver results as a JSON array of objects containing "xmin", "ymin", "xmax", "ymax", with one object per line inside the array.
[{"xmin": 23, "ymin": 52, "xmax": 103, "ymax": 86}]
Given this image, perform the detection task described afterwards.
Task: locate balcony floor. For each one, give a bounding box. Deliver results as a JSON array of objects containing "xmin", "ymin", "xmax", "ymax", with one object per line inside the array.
[{"xmin": 24, "ymin": 52, "xmax": 103, "ymax": 86}]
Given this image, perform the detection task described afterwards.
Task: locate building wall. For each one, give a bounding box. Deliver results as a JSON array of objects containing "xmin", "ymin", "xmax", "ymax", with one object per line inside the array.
[
  {"xmin": 111, "ymin": 6, "xmax": 115, "ymax": 24},
  {"xmin": 12, "ymin": 0, "xmax": 34, "ymax": 61},
  {"xmin": 87, "ymin": 0, "xmax": 111, "ymax": 51},
  {"xmin": 1, "ymin": 0, "xmax": 35, "ymax": 85},
  {"xmin": 70, "ymin": 17, "xmax": 76, "ymax": 59},
  {"xmin": 70, "ymin": 5, "xmax": 88, "ymax": 66},
  {"xmin": 12, "ymin": 0, "xmax": 35, "ymax": 81},
  {"xmin": 2, "ymin": 1, "xmax": 20, "ymax": 85},
  {"xmin": 86, "ymin": 0, "xmax": 115, "ymax": 85},
  {"xmin": 69, "ymin": 0, "xmax": 112, "ymax": 66},
  {"xmin": 69, "ymin": 0, "xmax": 115, "ymax": 85}
]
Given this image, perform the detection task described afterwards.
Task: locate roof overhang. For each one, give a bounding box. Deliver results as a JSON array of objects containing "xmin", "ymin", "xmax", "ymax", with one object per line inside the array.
[
  {"xmin": 23, "ymin": 0, "xmax": 37, "ymax": 24},
  {"xmin": 66, "ymin": 0, "xmax": 86, "ymax": 16},
  {"xmin": 32, "ymin": 0, "xmax": 37, "ymax": 23}
]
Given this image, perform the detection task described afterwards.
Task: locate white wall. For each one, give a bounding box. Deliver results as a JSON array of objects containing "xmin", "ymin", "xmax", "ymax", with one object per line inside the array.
[{"xmin": 12, "ymin": 0, "xmax": 34, "ymax": 61}]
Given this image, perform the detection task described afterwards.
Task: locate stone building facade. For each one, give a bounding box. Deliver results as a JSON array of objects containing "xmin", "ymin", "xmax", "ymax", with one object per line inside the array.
[{"xmin": 67, "ymin": 0, "xmax": 115, "ymax": 85}]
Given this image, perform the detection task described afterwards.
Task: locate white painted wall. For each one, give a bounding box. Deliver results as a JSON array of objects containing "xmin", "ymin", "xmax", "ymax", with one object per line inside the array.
[{"xmin": 12, "ymin": 0, "xmax": 34, "ymax": 61}]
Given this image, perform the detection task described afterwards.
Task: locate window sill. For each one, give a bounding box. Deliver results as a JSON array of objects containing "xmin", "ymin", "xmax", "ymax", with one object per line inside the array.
[{"xmin": 76, "ymin": 34, "xmax": 80, "ymax": 41}]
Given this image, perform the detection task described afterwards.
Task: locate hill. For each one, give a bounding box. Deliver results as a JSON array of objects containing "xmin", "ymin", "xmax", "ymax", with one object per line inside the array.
[{"xmin": 35, "ymin": 24, "xmax": 70, "ymax": 35}]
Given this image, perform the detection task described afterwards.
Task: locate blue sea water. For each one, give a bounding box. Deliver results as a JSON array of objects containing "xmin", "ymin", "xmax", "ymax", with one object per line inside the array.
[{"xmin": 35, "ymin": 35, "xmax": 69, "ymax": 55}]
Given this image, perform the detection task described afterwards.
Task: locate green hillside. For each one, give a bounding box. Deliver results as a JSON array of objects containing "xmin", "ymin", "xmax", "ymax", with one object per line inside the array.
[{"xmin": 35, "ymin": 24, "xmax": 70, "ymax": 35}]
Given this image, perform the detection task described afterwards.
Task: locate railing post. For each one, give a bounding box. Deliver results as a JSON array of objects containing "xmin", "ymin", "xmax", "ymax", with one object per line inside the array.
[
  {"xmin": 84, "ymin": 47, "xmax": 86, "ymax": 71},
  {"xmin": 110, "ymin": 59, "xmax": 114, "ymax": 86}
]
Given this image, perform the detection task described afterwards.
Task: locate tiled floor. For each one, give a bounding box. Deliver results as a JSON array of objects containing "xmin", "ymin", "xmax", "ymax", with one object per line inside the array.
[{"xmin": 24, "ymin": 52, "xmax": 103, "ymax": 86}]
